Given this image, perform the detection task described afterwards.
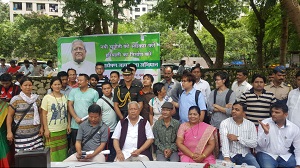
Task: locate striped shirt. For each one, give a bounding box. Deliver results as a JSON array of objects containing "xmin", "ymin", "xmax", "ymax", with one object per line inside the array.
[
  {"xmin": 220, "ymin": 117, "xmax": 257, "ymax": 158},
  {"xmin": 96, "ymin": 76, "xmax": 110, "ymax": 89},
  {"xmin": 240, "ymin": 88, "xmax": 276, "ymax": 126}
]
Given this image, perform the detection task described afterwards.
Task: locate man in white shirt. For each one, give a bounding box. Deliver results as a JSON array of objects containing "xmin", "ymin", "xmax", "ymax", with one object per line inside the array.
[
  {"xmin": 287, "ymin": 70, "xmax": 300, "ymax": 128},
  {"xmin": 112, "ymin": 101, "xmax": 154, "ymax": 161},
  {"xmin": 220, "ymin": 102, "xmax": 259, "ymax": 167},
  {"xmin": 61, "ymin": 39, "xmax": 95, "ymax": 75},
  {"xmin": 256, "ymin": 102, "xmax": 300, "ymax": 168},
  {"xmin": 17, "ymin": 59, "xmax": 34, "ymax": 76},
  {"xmin": 191, "ymin": 66, "xmax": 211, "ymax": 103},
  {"xmin": 231, "ymin": 69, "xmax": 252, "ymax": 101}
]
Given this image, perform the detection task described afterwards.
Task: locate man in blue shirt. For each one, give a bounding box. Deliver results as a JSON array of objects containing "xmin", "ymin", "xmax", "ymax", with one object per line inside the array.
[{"xmin": 179, "ymin": 73, "xmax": 206, "ymax": 123}]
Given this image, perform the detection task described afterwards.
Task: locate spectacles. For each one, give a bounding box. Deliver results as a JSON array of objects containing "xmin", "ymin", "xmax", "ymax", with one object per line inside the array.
[{"xmin": 72, "ymin": 47, "xmax": 85, "ymax": 51}]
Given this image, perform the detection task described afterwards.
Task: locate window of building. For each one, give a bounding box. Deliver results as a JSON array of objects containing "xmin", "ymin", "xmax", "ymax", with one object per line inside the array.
[
  {"xmin": 13, "ymin": 2, "xmax": 22, "ymax": 10},
  {"xmin": 135, "ymin": 15, "xmax": 140, "ymax": 19},
  {"xmin": 26, "ymin": 3, "xmax": 32, "ymax": 11},
  {"xmin": 37, "ymin": 3, "xmax": 45, "ymax": 11},
  {"xmin": 142, "ymin": 7, "xmax": 146, "ymax": 12},
  {"xmin": 49, "ymin": 4, "xmax": 58, "ymax": 12},
  {"xmin": 135, "ymin": 8, "xmax": 140, "ymax": 12}
]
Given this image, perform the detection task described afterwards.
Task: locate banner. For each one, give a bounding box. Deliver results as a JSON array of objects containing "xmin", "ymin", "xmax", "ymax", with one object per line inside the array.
[{"xmin": 57, "ymin": 33, "xmax": 161, "ymax": 82}]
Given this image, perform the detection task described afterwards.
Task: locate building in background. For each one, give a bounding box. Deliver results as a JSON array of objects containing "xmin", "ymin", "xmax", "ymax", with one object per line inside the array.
[{"xmin": 9, "ymin": 0, "xmax": 64, "ymax": 21}]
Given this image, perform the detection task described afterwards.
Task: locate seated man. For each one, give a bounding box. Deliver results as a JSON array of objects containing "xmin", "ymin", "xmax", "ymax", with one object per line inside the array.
[
  {"xmin": 256, "ymin": 102, "xmax": 300, "ymax": 168},
  {"xmin": 219, "ymin": 102, "xmax": 259, "ymax": 168},
  {"xmin": 153, "ymin": 102, "xmax": 180, "ymax": 162},
  {"xmin": 64, "ymin": 104, "xmax": 109, "ymax": 162},
  {"xmin": 112, "ymin": 101, "xmax": 154, "ymax": 161}
]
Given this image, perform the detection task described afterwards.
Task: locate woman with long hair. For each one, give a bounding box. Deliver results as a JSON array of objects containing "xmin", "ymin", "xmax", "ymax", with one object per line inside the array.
[
  {"xmin": 42, "ymin": 77, "xmax": 70, "ymax": 161},
  {"xmin": 6, "ymin": 77, "xmax": 44, "ymax": 152}
]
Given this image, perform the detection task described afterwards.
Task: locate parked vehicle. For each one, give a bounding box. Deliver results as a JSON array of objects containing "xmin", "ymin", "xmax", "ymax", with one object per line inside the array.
[{"xmin": 17, "ymin": 61, "xmax": 47, "ymax": 69}]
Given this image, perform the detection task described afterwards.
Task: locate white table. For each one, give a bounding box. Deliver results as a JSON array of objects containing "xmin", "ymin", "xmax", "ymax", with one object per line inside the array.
[{"xmin": 51, "ymin": 161, "xmax": 205, "ymax": 168}]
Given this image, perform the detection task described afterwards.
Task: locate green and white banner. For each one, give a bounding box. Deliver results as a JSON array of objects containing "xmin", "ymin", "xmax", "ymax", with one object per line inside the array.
[{"xmin": 57, "ymin": 33, "xmax": 161, "ymax": 82}]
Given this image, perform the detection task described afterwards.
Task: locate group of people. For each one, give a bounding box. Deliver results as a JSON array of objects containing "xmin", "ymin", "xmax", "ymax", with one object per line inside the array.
[
  {"xmin": 0, "ymin": 51, "xmax": 300, "ymax": 167},
  {"xmin": 0, "ymin": 58, "xmax": 56, "ymax": 77}
]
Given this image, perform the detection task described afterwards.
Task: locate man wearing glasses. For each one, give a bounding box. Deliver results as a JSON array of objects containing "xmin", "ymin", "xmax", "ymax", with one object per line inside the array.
[{"xmin": 61, "ymin": 39, "xmax": 95, "ymax": 75}]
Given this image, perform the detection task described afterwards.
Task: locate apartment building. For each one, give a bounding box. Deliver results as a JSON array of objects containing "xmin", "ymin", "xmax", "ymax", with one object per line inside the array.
[{"xmin": 9, "ymin": 0, "xmax": 64, "ymax": 21}]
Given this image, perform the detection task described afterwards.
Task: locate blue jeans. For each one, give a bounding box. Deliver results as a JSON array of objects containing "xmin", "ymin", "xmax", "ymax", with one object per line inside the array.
[
  {"xmin": 219, "ymin": 153, "xmax": 260, "ymax": 168},
  {"xmin": 256, "ymin": 152, "xmax": 296, "ymax": 168},
  {"xmin": 156, "ymin": 150, "xmax": 179, "ymax": 162}
]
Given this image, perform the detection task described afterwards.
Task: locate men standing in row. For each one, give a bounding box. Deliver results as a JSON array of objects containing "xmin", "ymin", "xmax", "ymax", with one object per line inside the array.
[
  {"xmin": 287, "ymin": 70, "xmax": 300, "ymax": 128},
  {"xmin": 113, "ymin": 67, "xmax": 142, "ymax": 119},
  {"xmin": 220, "ymin": 102, "xmax": 259, "ymax": 167},
  {"xmin": 68, "ymin": 74, "xmax": 99, "ymax": 147},
  {"xmin": 240, "ymin": 74, "xmax": 276, "ymax": 126},
  {"xmin": 265, "ymin": 66, "xmax": 292, "ymax": 102},
  {"xmin": 161, "ymin": 66, "xmax": 182, "ymax": 120},
  {"xmin": 231, "ymin": 69, "xmax": 252, "ymax": 101},
  {"xmin": 191, "ymin": 66, "xmax": 211, "ymax": 103},
  {"xmin": 256, "ymin": 102, "xmax": 300, "ymax": 168}
]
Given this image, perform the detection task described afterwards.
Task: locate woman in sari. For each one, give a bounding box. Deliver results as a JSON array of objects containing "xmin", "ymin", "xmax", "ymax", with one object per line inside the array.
[
  {"xmin": 42, "ymin": 77, "xmax": 70, "ymax": 161},
  {"xmin": 176, "ymin": 106, "xmax": 218, "ymax": 164},
  {"xmin": 6, "ymin": 77, "xmax": 44, "ymax": 152}
]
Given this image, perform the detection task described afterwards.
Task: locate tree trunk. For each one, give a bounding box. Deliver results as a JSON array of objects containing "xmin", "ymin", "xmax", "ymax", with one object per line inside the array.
[
  {"xmin": 186, "ymin": 16, "xmax": 213, "ymax": 68},
  {"xmin": 112, "ymin": 0, "xmax": 119, "ymax": 34},
  {"xmin": 194, "ymin": 11, "xmax": 225, "ymax": 68},
  {"xmin": 279, "ymin": 7, "xmax": 288, "ymax": 66},
  {"xmin": 102, "ymin": 19, "xmax": 109, "ymax": 34},
  {"xmin": 94, "ymin": 19, "xmax": 102, "ymax": 34},
  {"xmin": 250, "ymin": 0, "xmax": 266, "ymax": 68},
  {"xmin": 280, "ymin": 0, "xmax": 300, "ymax": 38}
]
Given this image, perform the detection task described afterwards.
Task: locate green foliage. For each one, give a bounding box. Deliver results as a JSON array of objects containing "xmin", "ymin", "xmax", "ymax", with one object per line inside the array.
[
  {"xmin": 0, "ymin": 14, "xmax": 74, "ymax": 59},
  {"xmin": 62, "ymin": 0, "xmax": 139, "ymax": 34},
  {"xmin": 0, "ymin": 2, "xmax": 9, "ymax": 23}
]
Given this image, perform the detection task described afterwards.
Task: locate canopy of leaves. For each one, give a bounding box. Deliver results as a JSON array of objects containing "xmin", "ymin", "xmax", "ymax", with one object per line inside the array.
[{"xmin": 0, "ymin": 14, "xmax": 74, "ymax": 60}]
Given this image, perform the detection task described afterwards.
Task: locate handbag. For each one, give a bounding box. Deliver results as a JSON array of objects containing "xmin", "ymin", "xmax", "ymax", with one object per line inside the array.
[
  {"xmin": 68, "ymin": 125, "xmax": 102, "ymax": 156},
  {"xmin": 12, "ymin": 103, "xmax": 33, "ymax": 134}
]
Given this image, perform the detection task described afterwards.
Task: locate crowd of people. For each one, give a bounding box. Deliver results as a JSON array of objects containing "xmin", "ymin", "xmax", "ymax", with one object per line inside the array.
[{"xmin": 0, "ymin": 55, "xmax": 300, "ymax": 168}]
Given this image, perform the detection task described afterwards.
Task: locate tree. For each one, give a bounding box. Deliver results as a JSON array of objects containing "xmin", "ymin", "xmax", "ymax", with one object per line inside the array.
[
  {"xmin": 63, "ymin": 0, "xmax": 140, "ymax": 35},
  {"xmin": 0, "ymin": 2, "xmax": 9, "ymax": 23},
  {"xmin": 280, "ymin": 0, "xmax": 300, "ymax": 38},
  {"xmin": 154, "ymin": 0, "xmax": 242, "ymax": 68},
  {"xmin": 118, "ymin": 13, "xmax": 197, "ymax": 61},
  {"xmin": 12, "ymin": 14, "xmax": 74, "ymax": 59},
  {"xmin": 249, "ymin": 0, "xmax": 277, "ymax": 68}
]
